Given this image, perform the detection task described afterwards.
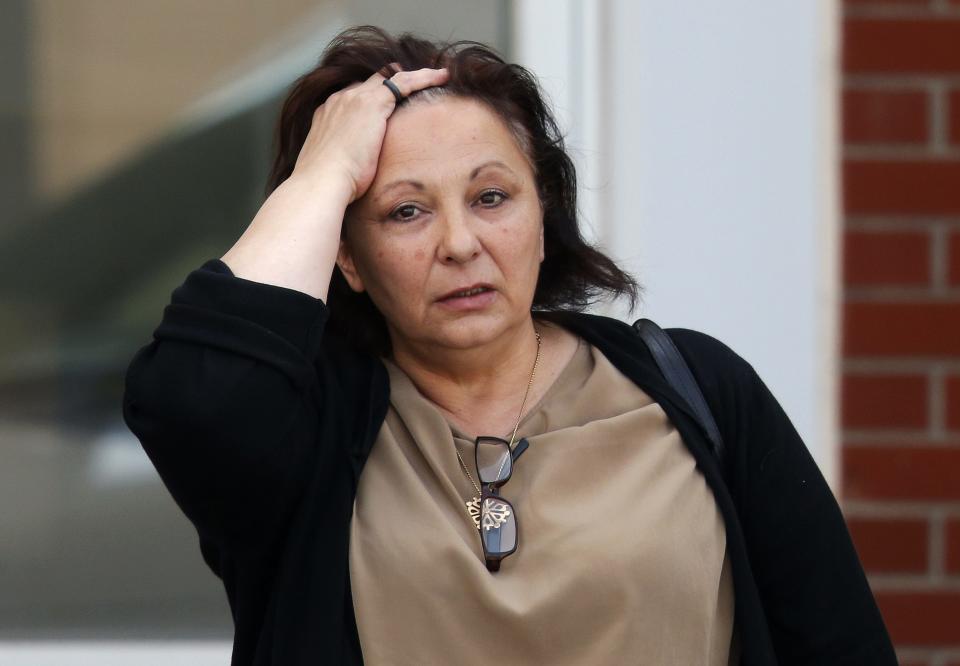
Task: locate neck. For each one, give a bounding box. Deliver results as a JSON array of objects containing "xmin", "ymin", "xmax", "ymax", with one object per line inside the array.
[{"xmin": 388, "ymin": 317, "xmax": 543, "ymax": 429}]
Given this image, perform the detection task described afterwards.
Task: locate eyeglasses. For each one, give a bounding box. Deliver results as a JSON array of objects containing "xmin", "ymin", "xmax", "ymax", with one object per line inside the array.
[{"xmin": 475, "ymin": 435, "xmax": 524, "ymax": 572}]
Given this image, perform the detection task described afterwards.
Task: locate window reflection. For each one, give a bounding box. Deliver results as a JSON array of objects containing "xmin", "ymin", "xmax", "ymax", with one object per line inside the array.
[{"xmin": 0, "ymin": 0, "xmax": 506, "ymax": 642}]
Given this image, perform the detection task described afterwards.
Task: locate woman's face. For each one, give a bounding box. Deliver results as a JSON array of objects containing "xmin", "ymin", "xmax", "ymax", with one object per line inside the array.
[{"xmin": 337, "ymin": 95, "xmax": 544, "ymax": 354}]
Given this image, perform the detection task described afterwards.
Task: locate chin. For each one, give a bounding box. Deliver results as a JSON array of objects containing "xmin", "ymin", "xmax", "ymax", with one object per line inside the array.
[
  {"xmin": 441, "ymin": 323, "xmax": 503, "ymax": 349},
  {"xmin": 388, "ymin": 298, "xmax": 531, "ymax": 352},
  {"xmin": 428, "ymin": 313, "xmax": 516, "ymax": 350}
]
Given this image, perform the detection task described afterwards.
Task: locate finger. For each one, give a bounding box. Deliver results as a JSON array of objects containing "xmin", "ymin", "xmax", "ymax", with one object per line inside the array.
[
  {"xmin": 378, "ymin": 61, "xmax": 402, "ymax": 78},
  {"xmin": 382, "ymin": 67, "xmax": 449, "ymax": 96}
]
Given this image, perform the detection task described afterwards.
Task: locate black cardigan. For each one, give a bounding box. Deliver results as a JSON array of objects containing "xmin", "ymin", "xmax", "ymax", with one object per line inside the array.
[{"xmin": 121, "ymin": 259, "xmax": 897, "ymax": 665}]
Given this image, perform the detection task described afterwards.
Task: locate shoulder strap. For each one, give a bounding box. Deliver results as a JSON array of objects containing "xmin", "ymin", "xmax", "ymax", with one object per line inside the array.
[{"xmin": 632, "ymin": 318, "xmax": 727, "ymax": 467}]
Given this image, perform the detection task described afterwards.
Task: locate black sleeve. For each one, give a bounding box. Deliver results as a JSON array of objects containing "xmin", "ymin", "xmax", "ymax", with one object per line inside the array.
[
  {"xmin": 121, "ymin": 259, "xmax": 330, "ymax": 554},
  {"xmin": 729, "ymin": 351, "xmax": 898, "ymax": 664}
]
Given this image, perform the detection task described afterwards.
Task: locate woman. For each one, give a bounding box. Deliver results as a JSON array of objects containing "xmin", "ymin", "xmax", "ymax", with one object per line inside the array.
[{"xmin": 122, "ymin": 25, "xmax": 896, "ymax": 665}]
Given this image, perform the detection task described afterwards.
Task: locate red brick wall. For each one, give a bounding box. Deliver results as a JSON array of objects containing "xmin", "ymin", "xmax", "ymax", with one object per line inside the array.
[{"xmin": 841, "ymin": 1, "xmax": 960, "ymax": 663}]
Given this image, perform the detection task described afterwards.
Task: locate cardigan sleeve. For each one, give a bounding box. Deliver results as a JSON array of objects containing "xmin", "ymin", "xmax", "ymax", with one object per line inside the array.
[
  {"xmin": 727, "ymin": 351, "xmax": 898, "ymax": 664},
  {"xmin": 121, "ymin": 258, "xmax": 331, "ymax": 554}
]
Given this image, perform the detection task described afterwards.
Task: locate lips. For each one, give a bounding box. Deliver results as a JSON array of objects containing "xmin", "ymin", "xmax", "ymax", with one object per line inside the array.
[{"xmin": 437, "ymin": 283, "xmax": 495, "ymax": 301}]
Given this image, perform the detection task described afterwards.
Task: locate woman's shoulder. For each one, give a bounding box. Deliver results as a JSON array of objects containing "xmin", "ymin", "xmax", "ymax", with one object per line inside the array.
[
  {"xmin": 661, "ymin": 326, "xmax": 755, "ymax": 379},
  {"xmin": 541, "ymin": 310, "xmax": 755, "ymax": 385},
  {"xmin": 654, "ymin": 326, "xmax": 770, "ymax": 423}
]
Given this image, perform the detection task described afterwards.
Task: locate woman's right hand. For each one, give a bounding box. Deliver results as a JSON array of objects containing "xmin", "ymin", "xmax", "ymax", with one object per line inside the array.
[
  {"xmin": 291, "ymin": 66, "xmax": 450, "ymax": 203},
  {"xmin": 220, "ymin": 65, "xmax": 449, "ymax": 299}
]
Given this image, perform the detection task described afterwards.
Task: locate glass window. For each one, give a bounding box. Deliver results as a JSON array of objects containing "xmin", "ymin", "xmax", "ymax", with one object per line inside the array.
[{"xmin": 0, "ymin": 0, "xmax": 508, "ymax": 644}]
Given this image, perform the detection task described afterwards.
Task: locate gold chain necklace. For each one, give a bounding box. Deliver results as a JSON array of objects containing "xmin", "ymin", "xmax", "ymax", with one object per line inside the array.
[{"xmin": 457, "ymin": 326, "xmax": 542, "ymax": 530}]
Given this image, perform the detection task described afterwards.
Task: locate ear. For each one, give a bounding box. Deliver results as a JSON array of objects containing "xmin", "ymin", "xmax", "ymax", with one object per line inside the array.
[{"xmin": 336, "ymin": 240, "xmax": 366, "ymax": 293}]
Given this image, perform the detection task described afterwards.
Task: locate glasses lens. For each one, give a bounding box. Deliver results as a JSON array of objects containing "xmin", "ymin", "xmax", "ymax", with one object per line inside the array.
[
  {"xmin": 476, "ymin": 437, "xmax": 512, "ymax": 485},
  {"xmin": 480, "ymin": 495, "xmax": 517, "ymax": 555}
]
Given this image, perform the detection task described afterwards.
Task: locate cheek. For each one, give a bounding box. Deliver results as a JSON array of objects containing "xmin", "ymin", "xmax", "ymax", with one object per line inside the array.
[
  {"xmin": 499, "ymin": 222, "xmax": 540, "ymax": 264},
  {"xmin": 359, "ymin": 240, "xmax": 430, "ymax": 299}
]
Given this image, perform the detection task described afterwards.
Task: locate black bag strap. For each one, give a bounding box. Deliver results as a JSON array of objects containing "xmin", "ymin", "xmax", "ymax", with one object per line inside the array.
[{"xmin": 632, "ymin": 318, "xmax": 727, "ymax": 467}]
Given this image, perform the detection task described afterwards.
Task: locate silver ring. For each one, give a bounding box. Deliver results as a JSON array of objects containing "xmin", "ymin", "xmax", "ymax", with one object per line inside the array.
[{"xmin": 382, "ymin": 78, "xmax": 404, "ymax": 104}]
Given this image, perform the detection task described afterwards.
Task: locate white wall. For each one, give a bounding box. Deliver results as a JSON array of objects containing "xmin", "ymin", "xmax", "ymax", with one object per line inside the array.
[{"xmin": 513, "ymin": 0, "xmax": 840, "ymax": 488}]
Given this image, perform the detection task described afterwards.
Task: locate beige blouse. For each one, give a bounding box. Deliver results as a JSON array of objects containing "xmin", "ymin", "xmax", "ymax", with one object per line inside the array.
[{"xmin": 349, "ymin": 334, "xmax": 740, "ymax": 665}]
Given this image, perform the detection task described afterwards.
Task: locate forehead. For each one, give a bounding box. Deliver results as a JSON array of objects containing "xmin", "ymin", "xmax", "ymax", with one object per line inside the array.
[{"xmin": 374, "ymin": 96, "xmax": 533, "ymax": 182}]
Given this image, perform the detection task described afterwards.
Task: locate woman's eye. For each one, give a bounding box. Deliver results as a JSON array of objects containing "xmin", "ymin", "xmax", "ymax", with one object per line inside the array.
[
  {"xmin": 477, "ymin": 189, "xmax": 507, "ymax": 207},
  {"xmin": 389, "ymin": 204, "xmax": 422, "ymax": 222}
]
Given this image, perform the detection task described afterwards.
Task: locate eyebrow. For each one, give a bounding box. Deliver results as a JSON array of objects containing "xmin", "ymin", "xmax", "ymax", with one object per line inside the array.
[{"xmin": 375, "ymin": 160, "xmax": 518, "ymax": 200}]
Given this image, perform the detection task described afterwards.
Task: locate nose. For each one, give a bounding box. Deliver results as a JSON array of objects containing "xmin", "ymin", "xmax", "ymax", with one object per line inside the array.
[{"xmin": 437, "ymin": 206, "xmax": 482, "ymax": 264}]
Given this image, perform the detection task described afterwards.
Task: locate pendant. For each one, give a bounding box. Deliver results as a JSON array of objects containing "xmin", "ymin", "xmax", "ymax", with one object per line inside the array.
[
  {"xmin": 465, "ymin": 497, "xmax": 481, "ymax": 530},
  {"xmin": 479, "ymin": 497, "xmax": 512, "ymax": 531},
  {"xmin": 465, "ymin": 496, "xmax": 514, "ymax": 531}
]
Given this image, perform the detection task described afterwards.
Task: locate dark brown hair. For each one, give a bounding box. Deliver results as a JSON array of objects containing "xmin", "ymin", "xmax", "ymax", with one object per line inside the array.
[{"xmin": 267, "ymin": 25, "xmax": 641, "ymax": 356}]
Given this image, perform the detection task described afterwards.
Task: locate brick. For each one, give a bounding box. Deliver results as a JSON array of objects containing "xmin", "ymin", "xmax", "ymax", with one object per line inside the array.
[
  {"xmin": 847, "ymin": 436, "xmax": 960, "ymax": 447},
  {"xmin": 948, "ymin": 375, "xmax": 960, "ymax": 430},
  {"xmin": 951, "ymin": 89, "xmax": 960, "ymax": 146},
  {"xmin": 950, "ymin": 231, "xmax": 960, "ymax": 286},
  {"xmin": 843, "ymin": 89, "xmax": 928, "ymax": 144},
  {"xmin": 844, "ymin": 230, "xmax": 929, "ymax": 285},
  {"xmin": 842, "ymin": 374, "xmax": 928, "ymax": 428},
  {"xmin": 846, "ymin": 517, "xmax": 928, "ymax": 572},
  {"xmin": 843, "ymin": 446, "xmax": 960, "ymax": 500},
  {"xmin": 844, "ymin": 160, "xmax": 960, "ymax": 215},
  {"xmin": 948, "ymin": 518, "xmax": 960, "ymax": 573},
  {"xmin": 875, "ymin": 591, "xmax": 960, "ymax": 645},
  {"xmin": 845, "ymin": 19, "xmax": 960, "ymax": 74},
  {"xmin": 844, "ymin": 302, "xmax": 960, "ymax": 356}
]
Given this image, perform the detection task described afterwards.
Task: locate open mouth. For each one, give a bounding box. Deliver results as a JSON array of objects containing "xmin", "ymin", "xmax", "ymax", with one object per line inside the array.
[
  {"xmin": 437, "ymin": 285, "xmax": 497, "ymax": 309},
  {"xmin": 441, "ymin": 286, "xmax": 493, "ymax": 300}
]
